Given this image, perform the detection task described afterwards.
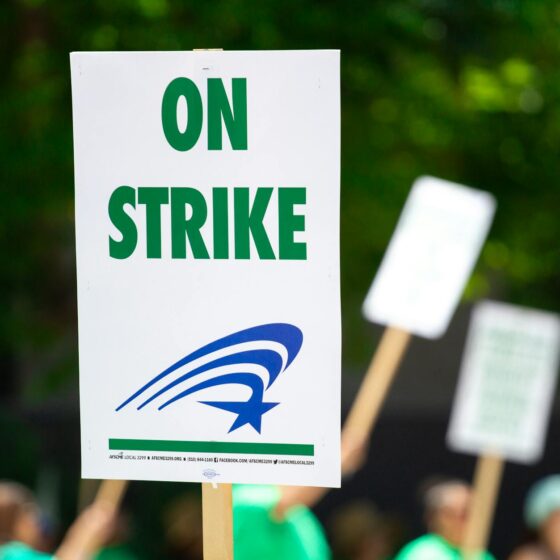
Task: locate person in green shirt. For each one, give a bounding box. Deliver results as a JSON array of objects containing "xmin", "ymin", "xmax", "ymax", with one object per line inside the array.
[
  {"xmin": 394, "ymin": 478, "xmax": 495, "ymax": 560},
  {"xmin": 0, "ymin": 481, "xmax": 114, "ymax": 560},
  {"xmin": 233, "ymin": 432, "xmax": 369, "ymax": 560},
  {"xmin": 234, "ymin": 484, "xmax": 331, "ymax": 560}
]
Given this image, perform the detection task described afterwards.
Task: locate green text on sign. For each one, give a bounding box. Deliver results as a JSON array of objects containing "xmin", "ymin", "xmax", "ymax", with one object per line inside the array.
[
  {"xmin": 162, "ymin": 77, "xmax": 247, "ymax": 151},
  {"xmin": 108, "ymin": 186, "xmax": 307, "ymax": 261}
]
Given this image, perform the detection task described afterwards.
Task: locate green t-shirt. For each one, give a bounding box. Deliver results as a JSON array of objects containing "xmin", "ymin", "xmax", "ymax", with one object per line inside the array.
[
  {"xmin": 0, "ymin": 543, "xmax": 52, "ymax": 560},
  {"xmin": 233, "ymin": 485, "xmax": 330, "ymax": 560},
  {"xmin": 394, "ymin": 534, "xmax": 495, "ymax": 560}
]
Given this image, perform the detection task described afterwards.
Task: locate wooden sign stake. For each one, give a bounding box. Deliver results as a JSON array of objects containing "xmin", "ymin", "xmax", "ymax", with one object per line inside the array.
[
  {"xmin": 202, "ymin": 483, "xmax": 233, "ymax": 560},
  {"xmin": 344, "ymin": 326, "xmax": 411, "ymax": 439},
  {"xmin": 462, "ymin": 454, "xmax": 505, "ymax": 559},
  {"xmin": 94, "ymin": 479, "xmax": 129, "ymax": 512},
  {"xmin": 271, "ymin": 326, "xmax": 412, "ymax": 515},
  {"xmin": 77, "ymin": 478, "xmax": 101, "ymax": 512}
]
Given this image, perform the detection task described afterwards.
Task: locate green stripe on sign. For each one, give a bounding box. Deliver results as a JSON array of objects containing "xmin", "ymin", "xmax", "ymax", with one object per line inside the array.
[{"xmin": 109, "ymin": 438, "xmax": 314, "ymax": 456}]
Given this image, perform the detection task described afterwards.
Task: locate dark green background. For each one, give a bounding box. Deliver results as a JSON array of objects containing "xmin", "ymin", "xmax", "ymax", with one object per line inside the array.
[{"xmin": 1, "ymin": 0, "xmax": 559, "ymax": 399}]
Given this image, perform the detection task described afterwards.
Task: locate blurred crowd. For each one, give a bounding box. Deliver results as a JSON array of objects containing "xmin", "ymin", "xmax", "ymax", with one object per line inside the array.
[{"xmin": 2, "ymin": 468, "xmax": 560, "ymax": 559}]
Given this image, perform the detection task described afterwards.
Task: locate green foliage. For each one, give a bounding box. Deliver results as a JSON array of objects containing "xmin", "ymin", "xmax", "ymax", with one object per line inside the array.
[{"xmin": 1, "ymin": 0, "xmax": 559, "ymax": 395}]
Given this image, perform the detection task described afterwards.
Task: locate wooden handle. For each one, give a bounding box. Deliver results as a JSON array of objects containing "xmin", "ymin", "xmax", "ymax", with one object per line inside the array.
[
  {"xmin": 94, "ymin": 479, "xmax": 129, "ymax": 512},
  {"xmin": 344, "ymin": 326, "xmax": 411, "ymax": 439},
  {"xmin": 202, "ymin": 483, "xmax": 233, "ymax": 560},
  {"xmin": 462, "ymin": 454, "xmax": 505, "ymax": 558},
  {"xmin": 77, "ymin": 478, "xmax": 100, "ymax": 512}
]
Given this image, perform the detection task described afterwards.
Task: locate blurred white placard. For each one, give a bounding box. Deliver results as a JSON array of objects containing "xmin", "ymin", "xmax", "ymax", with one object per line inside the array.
[
  {"xmin": 448, "ymin": 301, "xmax": 560, "ymax": 464},
  {"xmin": 362, "ymin": 176, "xmax": 496, "ymax": 338}
]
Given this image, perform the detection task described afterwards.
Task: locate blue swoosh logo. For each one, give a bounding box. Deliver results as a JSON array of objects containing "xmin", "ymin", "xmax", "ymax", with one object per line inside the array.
[{"xmin": 116, "ymin": 323, "xmax": 303, "ymax": 433}]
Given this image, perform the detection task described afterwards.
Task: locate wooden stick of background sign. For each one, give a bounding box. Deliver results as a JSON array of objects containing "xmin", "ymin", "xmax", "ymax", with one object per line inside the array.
[
  {"xmin": 462, "ymin": 454, "xmax": 505, "ymax": 560},
  {"xmin": 77, "ymin": 478, "xmax": 100, "ymax": 512},
  {"xmin": 276, "ymin": 326, "xmax": 412, "ymax": 516},
  {"xmin": 94, "ymin": 479, "xmax": 129, "ymax": 512},
  {"xmin": 344, "ymin": 326, "xmax": 412, "ymax": 439}
]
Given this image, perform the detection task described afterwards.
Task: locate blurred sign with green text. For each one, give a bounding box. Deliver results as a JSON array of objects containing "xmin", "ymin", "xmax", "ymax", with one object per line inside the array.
[{"xmin": 448, "ymin": 300, "xmax": 560, "ymax": 463}]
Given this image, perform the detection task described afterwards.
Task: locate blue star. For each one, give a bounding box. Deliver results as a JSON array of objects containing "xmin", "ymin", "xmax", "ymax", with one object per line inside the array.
[{"xmin": 200, "ymin": 399, "xmax": 279, "ymax": 433}]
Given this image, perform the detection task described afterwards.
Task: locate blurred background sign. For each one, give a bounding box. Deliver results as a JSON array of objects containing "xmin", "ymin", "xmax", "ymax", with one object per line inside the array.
[
  {"xmin": 448, "ymin": 300, "xmax": 560, "ymax": 556},
  {"xmin": 345, "ymin": 176, "xmax": 495, "ymax": 446},
  {"xmin": 448, "ymin": 300, "xmax": 560, "ymax": 464},
  {"xmin": 363, "ymin": 176, "xmax": 496, "ymax": 339}
]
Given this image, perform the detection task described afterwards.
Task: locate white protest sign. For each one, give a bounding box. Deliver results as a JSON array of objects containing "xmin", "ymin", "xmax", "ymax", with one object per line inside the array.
[
  {"xmin": 448, "ymin": 301, "xmax": 560, "ymax": 463},
  {"xmin": 362, "ymin": 176, "xmax": 496, "ymax": 338},
  {"xmin": 71, "ymin": 51, "xmax": 340, "ymax": 487}
]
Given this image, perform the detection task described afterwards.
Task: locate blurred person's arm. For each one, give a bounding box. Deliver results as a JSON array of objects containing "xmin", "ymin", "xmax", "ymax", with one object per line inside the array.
[
  {"xmin": 274, "ymin": 430, "xmax": 368, "ymax": 519},
  {"xmin": 54, "ymin": 503, "xmax": 113, "ymax": 560}
]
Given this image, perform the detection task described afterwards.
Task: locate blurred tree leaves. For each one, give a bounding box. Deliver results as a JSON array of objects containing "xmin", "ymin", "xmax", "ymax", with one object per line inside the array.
[{"xmin": 1, "ymin": 0, "xmax": 559, "ymax": 399}]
